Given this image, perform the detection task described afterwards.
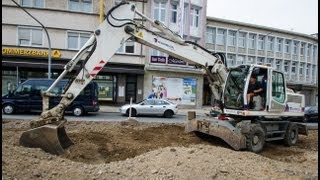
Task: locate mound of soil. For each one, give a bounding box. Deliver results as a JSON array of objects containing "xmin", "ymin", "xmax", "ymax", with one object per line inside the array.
[{"xmin": 2, "ymin": 120, "xmax": 318, "ymax": 179}]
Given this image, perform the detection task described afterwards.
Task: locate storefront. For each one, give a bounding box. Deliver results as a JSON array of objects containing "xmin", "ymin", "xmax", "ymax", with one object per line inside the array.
[{"xmin": 2, "ymin": 47, "xmax": 145, "ymax": 104}]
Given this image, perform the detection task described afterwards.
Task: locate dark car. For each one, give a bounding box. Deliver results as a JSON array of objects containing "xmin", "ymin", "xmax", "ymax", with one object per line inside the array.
[
  {"xmin": 2, "ymin": 79, "xmax": 100, "ymax": 116},
  {"xmin": 304, "ymin": 106, "xmax": 318, "ymax": 123}
]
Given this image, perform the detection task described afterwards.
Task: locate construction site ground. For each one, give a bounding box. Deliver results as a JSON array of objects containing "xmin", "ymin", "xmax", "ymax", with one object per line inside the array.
[{"xmin": 2, "ymin": 119, "xmax": 318, "ymax": 179}]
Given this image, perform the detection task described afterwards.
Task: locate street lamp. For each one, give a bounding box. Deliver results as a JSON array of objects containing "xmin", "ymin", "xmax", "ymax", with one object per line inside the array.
[{"xmin": 11, "ymin": 0, "xmax": 52, "ymax": 79}]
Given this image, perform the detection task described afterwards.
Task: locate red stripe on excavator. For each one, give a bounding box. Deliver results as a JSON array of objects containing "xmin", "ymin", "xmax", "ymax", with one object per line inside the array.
[
  {"xmin": 99, "ymin": 60, "xmax": 105, "ymax": 64},
  {"xmin": 90, "ymin": 73, "xmax": 96, "ymax": 77},
  {"xmin": 93, "ymin": 66, "xmax": 102, "ymax": 71}
]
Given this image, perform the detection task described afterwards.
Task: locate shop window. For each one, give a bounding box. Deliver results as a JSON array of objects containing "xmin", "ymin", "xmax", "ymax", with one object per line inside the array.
[
  {"xmin": 18, "ymin": 27, "xmax": 43, "ymax": 46},
  {"xmin": 69, "ymin": 0, "xmax": 92, "ymax": 13},
  {"xmin": 67, "ymin": 32, "xmax": 91, "ymax": 50},
  {"xmin": 21, "ymin": 0, "xmax": 44, "ymax": 7}
]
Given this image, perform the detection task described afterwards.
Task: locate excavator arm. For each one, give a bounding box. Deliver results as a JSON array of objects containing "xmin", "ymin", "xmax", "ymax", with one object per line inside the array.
[{"xmin": 20, "ymin": 1, "xmax": 228, "ymax": 155}]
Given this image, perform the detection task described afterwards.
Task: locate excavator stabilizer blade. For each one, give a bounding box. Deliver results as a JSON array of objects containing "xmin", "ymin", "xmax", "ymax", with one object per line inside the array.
[{"xmin": 19, "ymin": 123, "xmax": 74, "ymax": 155}]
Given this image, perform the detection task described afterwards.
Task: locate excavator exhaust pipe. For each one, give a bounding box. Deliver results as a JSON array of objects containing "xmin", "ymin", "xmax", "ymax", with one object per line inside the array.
[{"xmin": 19, "ymin": 121, "xmax": 73, "ymax": 155}]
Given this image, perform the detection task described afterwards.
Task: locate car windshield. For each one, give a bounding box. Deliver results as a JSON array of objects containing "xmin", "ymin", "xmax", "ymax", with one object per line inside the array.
[{"xmin": 223, "ymin": 65, "xmax": 249, "ymax": 109}]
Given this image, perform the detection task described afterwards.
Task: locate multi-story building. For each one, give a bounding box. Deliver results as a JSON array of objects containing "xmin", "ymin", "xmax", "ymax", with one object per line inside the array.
[
  {"xmin": 2, "ymin": 0, "xmax": 146, "ymax": 104},
  {"xmin": 2, "ymin": 0, "xmax": 317, "ymax": 108},
  {"xmin": 205, "ymin": 17, "xmax": 318, "ymax": 106},
  {"xmin": 2, "ymin": 0, "xmax": 208, "ymax": 108}
]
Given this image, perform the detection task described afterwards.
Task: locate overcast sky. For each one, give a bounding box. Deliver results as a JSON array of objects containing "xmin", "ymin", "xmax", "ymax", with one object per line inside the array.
[{"xmin": 206, "ymin": 0, "xmax": 318, "ymax": 35}]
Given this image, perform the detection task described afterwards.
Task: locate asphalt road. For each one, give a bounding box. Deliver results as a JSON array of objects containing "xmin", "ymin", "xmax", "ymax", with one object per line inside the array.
[
  {"xmin": 2, "ymin": 111, "xmax": 187, "ymax": 124},
  {"xmin": 2, "ymin": 111, "xmax": 318, "ymax": 129}
]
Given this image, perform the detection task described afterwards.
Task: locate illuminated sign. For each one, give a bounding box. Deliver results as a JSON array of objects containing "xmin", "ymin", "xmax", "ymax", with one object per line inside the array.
[{"xmin": 2, "ymin": 48, "xmax": 61, "ymax": 58}]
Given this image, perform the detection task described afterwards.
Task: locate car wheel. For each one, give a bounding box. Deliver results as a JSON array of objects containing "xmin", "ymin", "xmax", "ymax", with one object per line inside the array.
[
  {"xmin": 126, "ymin": 108, "xmax": 137, "ymax": 117},
  {"xmin": 284, "ymin": 123, "xmax": 298, "ymax": 146},
  {"xmin": 72, "ymin": 106, "xmax": 84, "ymax": 116},
  {"xmin": 302, "ymin": 116, "xmax": 308, "ymax": 123},
  {"xmin": 164, "ymin": 110, "xmax": 173, "ymax": 118},
  {"xmin": 3, "ymin": 104, "xmax": 15, "ymax": 114},
  {"xmin": 245, "ymin": 124, "xmax": 265, "ymax": 153}
]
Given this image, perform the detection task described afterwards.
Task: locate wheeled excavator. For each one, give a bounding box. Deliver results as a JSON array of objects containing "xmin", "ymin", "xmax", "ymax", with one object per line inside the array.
[{"xmin": 19, "ymin": 1, "xmax": 308, "ymax": 154}]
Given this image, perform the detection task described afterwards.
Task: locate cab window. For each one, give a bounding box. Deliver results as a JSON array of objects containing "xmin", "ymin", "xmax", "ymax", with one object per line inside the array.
[{"xmin": 272, "ymin": 71, "xmax": 285, "ymax": 103}]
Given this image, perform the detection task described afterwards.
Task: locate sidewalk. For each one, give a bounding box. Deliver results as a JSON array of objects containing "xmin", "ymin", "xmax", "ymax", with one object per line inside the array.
[{"xmin": 99, "ymin": 105, "xmax": 212, "ymax": 115}]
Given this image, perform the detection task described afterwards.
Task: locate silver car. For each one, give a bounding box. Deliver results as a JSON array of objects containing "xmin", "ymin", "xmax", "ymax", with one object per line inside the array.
[{"xmin": 119, "ymin": 99, "xmax": 178, "ymax": 118}]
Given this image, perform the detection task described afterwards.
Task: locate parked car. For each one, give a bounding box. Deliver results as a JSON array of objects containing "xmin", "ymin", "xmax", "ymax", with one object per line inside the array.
[
  {"xmin": 304, "ymin": 105, "xmax": 318, "ymax": 122},
  {"xmin": 2, "ymin": 79, "xmax": 100, "ymax": 116},
  {"xmin": 119, "ymin": 99, "xmax": 178, "ymax": 118}
]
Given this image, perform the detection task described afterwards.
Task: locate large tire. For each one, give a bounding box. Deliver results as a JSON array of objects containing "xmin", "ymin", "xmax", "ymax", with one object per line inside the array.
[
  {"xmin": 163, "ymin": 110, "xmax": 173, "ymax": 118},
  {"xmin": 284, "ymin": 123, "xmax": 298, "ymax": 146},
  {"xmin": 72, "ymin": 106, "xmax": 84, "ymax": 116},
  {"xmin": 245, "ymin": 124, "xmax": 265, "ymax": 153},
  {"xmin": 126, "ymin": 108, "xmax": 137, "ymax": 117},
  {"xmin": 3, "ymin": 104, "xmax": 15, "ymax": 114}
]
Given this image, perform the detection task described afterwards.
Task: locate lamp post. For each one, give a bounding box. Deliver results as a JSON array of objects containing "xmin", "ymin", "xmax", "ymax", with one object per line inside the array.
[{"xmin": 11, "ymin": 0, "xmax": 52, "ymax": 79}]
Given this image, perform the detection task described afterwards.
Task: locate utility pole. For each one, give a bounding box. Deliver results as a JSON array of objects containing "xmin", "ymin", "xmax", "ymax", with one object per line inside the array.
[{"xmin": 11, "ymin": 0, "xmax": 52, "ymax": 79}]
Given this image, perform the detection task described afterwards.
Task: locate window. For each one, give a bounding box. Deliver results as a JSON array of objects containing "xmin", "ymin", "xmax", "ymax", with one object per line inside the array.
[
  {"xmin": 227, "ymin": 54, "xmax": 235, "ymax": 67},
  {"xmin": 293, "ymin": 41, "xmax": 298, "ymax": 54},
  {"xmin": 69, "ymin": 0, "xmax": 92, "ymax": 13},
  {"xmin": 291, "ymin": 62, "xmax": 296, "ymax": 74},
  {"xmin": 284, "ymin": 61, "xmax": 289, "ymax": 74},
  {"xmin": 118, "ymin": 41, "xmax": 135, "ymax": 54},
  {"xmin": 275, "ymin": 59, "xmax": 282, "ymax": 71},
  {"xmin": 21, "ymin": 0, "xmax": 44, "ymax": 7},
  {"xmin": 190, "ymin": 7, "xmax": 200, "ymax": 27},
  {"xmin": 217, "ymin": 29, "xmax": 226, "ymax": 45},
  {"xmin": 267, "ymin": 37, "xmax": 274, "ymax": 51},
  {"xmin": 257, "ymin": 57, "xmax": 264, "ymax": 64},
  {"xmin": 248, "ymin": 34, "xmax": 255, "ymax": 49},
  {"xmin": 236, "ymin": 55, "xmax": 245, "ymax": 65},
  {"xmin": 151, "ymin": 49, "xmax": 166, "ymax": 57},
  {"xmin": 276, "ymin": 38, "xmax": 282, "ymax": 52},
  {"xmin": 170, "ymin": 3, "xmax": 178, "ymax": 23},
  {"xmin": 267, "ymin": 58, "xmax": 273, "ymax": 66},
  {"xmin": 238, "ymin": 32, "xmax": 246, "ymax": 47},
  {"xmin": 67, "ymin": 32, "xmax": 91, "ymax": 50},
  {"xmin": 300, "ymin": 43, "xmax": 305, "ymax": 55},
  {"xmin": 154, "ymin": 1, "xmax": 166, "ymax": 22},
  {"xmin": 228, "ymin": 31, "xmax": 236, "ymax": 46},
  {"xmin": 258, "ymin": 35, "xmax": 264, "ymax": 50},
  {"xmin": 299, "ymin": 63, "xmax": 305, "ymax": 75},
  {"xmin": 285, "ymin": 40, "xmax": 290, "ymax": 53},
  {"xmin": 247, "ymin": 56, "xmax": 255, "ymax": 64},
  {"xmin": 206, "ymin": 27, "xmax": 215, "ymax": 44},
  {"xmin": 306, "ymin": 64, "xmax": 310, "ymax": 77},
  {"xmin": 18, "ymin": 27, "xmax": 42, "ymax": 46},
  {"xmin": 272, "ymin": 71, "xmax": 285, "ymax": 103}
]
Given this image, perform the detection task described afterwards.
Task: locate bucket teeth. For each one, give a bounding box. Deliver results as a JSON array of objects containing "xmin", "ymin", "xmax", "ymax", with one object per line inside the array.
[{"xmin": 19, "ymin": 124, "xmax": 73, "ymax": 155}]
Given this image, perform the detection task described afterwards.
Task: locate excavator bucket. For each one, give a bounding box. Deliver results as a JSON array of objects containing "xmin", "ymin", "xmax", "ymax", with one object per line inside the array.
[{"xmin": 19, "ymin": 121, "xmax": 73, "ymax": 155}]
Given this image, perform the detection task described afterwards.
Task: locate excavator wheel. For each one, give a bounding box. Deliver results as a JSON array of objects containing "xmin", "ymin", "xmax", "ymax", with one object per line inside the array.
[{"xmin": 19, "ymin": 121, "xmax": 73, "ymax": 155}]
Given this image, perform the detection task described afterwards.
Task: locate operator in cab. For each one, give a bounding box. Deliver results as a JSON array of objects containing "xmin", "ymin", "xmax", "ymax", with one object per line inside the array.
[{"xmin": 246, "ymin": 74, "xmax": 263, "ymax": 110}]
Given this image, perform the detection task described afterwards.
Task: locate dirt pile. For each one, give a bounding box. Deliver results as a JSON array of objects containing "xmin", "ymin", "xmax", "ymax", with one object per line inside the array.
[{"xmin": 2, "ymin": 120, "xmax": 318, "ymax": 179}]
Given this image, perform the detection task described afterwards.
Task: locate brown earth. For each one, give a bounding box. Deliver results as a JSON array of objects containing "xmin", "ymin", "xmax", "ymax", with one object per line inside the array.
[{"xmin": 2, "ymin": 120, "xmax": 318, "ymax": 180}]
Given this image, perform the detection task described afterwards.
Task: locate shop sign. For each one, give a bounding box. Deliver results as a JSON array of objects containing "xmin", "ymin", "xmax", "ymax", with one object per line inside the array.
[
  {"xmin": 2, "ymin": 48, "xmax": 61, "ymax": 58},
  {"xmin": 150, "ymin": 56, "xmax": 166, "ymax": 64},
  {"xmin": 168, "ymin": 55, "xmax": 187, "ymax": 65}
]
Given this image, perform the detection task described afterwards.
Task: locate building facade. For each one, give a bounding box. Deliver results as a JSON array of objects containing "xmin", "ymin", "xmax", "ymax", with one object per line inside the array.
[
  {"xmin": 2, "ymin": 0, "xmax": 146, "ymax": 104},
  {"xmin": 205, "ymin": 17, "xmax": 318, "ymax": 106},
  {"xmin": 2, "ymin": 0, "xmax": 317, "ymax": 108}
]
